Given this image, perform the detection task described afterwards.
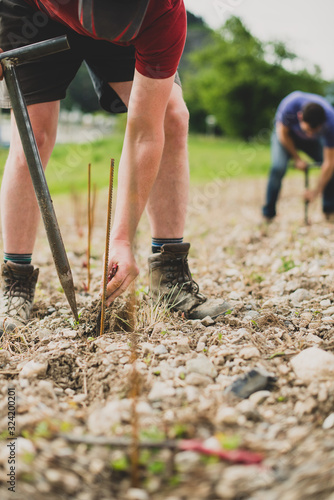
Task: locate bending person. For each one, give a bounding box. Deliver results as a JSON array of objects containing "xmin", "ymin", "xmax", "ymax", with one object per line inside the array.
[
  {"xmin": 0, "ymin": 0, "xmax": 231, "ymax": 334},
  {"xmin": 263, "ymin": 91, "xmax": 334, "ymax": 221}
]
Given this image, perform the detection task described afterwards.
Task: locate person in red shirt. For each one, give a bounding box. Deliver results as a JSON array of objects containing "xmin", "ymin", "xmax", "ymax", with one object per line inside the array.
[{"xmin": 0, "ymin": 0, "xmax": 231, "ymax": 333}]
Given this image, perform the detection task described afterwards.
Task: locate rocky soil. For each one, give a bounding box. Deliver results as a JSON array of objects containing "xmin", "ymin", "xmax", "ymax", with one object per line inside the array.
[{"xmin": 1, "ymin": 175, "xmax": 334, "ymax": 500}]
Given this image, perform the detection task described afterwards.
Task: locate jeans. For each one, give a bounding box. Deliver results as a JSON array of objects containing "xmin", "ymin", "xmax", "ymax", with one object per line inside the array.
[{"xmin": 262, "ymin": 130, "xmax": 334, "ymax": 217}]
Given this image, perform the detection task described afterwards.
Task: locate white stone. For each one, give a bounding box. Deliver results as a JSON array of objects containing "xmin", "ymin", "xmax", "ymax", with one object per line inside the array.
[
  {"xmin": 235, "ymin": 328, "xmax": 250, "ymax": 338},
  {"xmin": 89, "ymin": 458, "xmax": 105, "ymax": 474},
  {"xmin": 16, "ymin": 437, "xmax": 35, "ymax": 456},
  {"xmin": 318, "ymin": 384, "xmax": 328, "ymax": 402},
  {"xmin": 203, "ymin": 436, "xmax": 221, "ymax": 451},
  {"xmin": 141, "ymin": 342, "xmax": 155, "ymax": 354},
  {"xmin": 294, "ymin": 397, "xmax": 317, "ymax": 416},
  {"xmin": 186, "ymin": 354, "xmax": 217, "ymax": 378},
  {"xmin": 243, "ymin": 311, "xmax": 260, "ymax": 320},
  {"xmin": 154, "ymin": 344, "xmax": 168, "ymax": 355},
  {"xmin": 174, "ymin": 338, "xmax": 190, "ymax": 354},
  {"xmin": 323, "ymin": 413, "xmax": 334, "ymax": 430},
  {"xmin": 285, "ymin": 280, "xmax": 299, "ymax": 292},
  {"xmin": 62, "ymin": 328, "xmax": 77, "ymax": 339},
  {"xmin": 37, "ymin": 380, "xmax": 56, "ymax": 400},
  {"xmin": 152, "ymin": 322, "xmax": 168, "ymax": 336},
  {"xmin": 287, "ymin": 426, "xmax": 309, "ymax": 445},
  {"xmin": 323, "ymin": 306, "xmax": 334, "ymax": 316},
  {"xmin": 239, "ymin": 346, "xmax": 260, "ymax": 359},
  {"xmin": 215, "ymin": 465, "xmax": 274, "ymax": 499},
  {"xmin": 175, "ymin": 451, "xmax": 201, "ymax": 473},
  {"xmin": 158, "ymin": 361, "xmax": 175, "ymax": 380},
  {"xmin": 62, "ymin": 472, "xmax": 81, "ymax": 494},
  {"xmin": 304, "ymin": 333, "xmax": 322, "ymax": 344},
  {"xmin": 87, "ymin": 400, "xmax": 132, "ymax": 434},
  {"xmin": 249, "ymin": 390, "xmax": 271, "ymax": 405},
  {"xmin": 196, "ymin": 341, "xmax": 206, "ymax": 352},
  {"xmin": 20, "ymin": 359, "xmax": 48, "ymax": 378},
  {"xmin": 72, "ymin": 394, "xmax": 87, "ymax": 403},
  {"xmin": 215, "ymin": 406, "xmax": 239, "ymax": 425},
  {"xmin": 262, "ymin": 298, "xmax": 282, "ymax": 308},
  {"xmin": 320, "ymin": 299, "xmax": 331, "ymax": 307},
  {"xmin": 148, "ymin": 382, "xmax": 176, "ymax": 402},
  {"xmin": 37, "ymin": 328, "xmax": 53, "ymax": 339},
  {"xmin": 201, "ymin": 316, "xmax": 215, "ymax": 326},
  {"xmin": 45, "ymin": 469, "xmax": 62, "ymax": 483},
  {"xmin": 291, "ymin": 347, "xmax": 334, "ymax": 383},
  {"xmin": 126, "ymin": 488, "xmax": 149, "ymax": 500},
  {"xmin": 289, "ymin": 288, "xmax": 312, "ymax": 305},
  {"xmin": 185, "ymin": 372, "xmax": 212, "ymax": 387},
  {"xmin": 0, "ymin": 349, "xmax": 10, "ymax": 365},
  {"xmin": 185, "ymin": 385, "xmax": 199, "ymax": 403}
]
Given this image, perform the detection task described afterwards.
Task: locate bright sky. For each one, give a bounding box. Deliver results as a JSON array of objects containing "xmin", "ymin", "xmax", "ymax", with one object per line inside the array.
[{"xmin": 184, "ymin": 0, "xmax": 334, "ymax": 81}]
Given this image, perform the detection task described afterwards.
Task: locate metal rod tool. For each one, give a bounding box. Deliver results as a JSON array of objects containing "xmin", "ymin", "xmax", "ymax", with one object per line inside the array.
[
  {"xmin": 0, "ymin": 37, "xmax": 78, "ymax": 320},
  {"xmin": 304, "ymin": 165, "xmax": 309, "ymax": 225},
  {"xmin": 99, "ymin": 159, "xmax": 115, "ymax": 336},
  {"xmin": 303, "ymin": 161, "xmax": 321, "ymax": 225}
]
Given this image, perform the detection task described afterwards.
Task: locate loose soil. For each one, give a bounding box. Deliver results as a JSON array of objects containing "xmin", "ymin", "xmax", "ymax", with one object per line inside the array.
[{"xmin": 1, "ymin": 176, "xmax": 334, "ymax": 500}]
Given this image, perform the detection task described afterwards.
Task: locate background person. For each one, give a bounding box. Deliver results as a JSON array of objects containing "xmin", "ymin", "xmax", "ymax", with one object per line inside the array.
[{"xmin": 262, "ymin": 90, "xmax": 334, "ymax": 221}]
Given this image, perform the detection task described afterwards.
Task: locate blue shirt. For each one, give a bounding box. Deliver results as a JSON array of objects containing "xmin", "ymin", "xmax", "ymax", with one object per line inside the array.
[{"xmin": 275, "ymin": 91, "xmax": 334, "ymax": 147}]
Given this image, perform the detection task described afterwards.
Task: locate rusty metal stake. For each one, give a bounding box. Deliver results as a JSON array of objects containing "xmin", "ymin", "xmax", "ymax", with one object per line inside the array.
[
  {"xmin": 100, "ymin": 159, "xmax": 115, "ymax": 336},
  {"xmin": 304, "ymin": 165, "xmax": 309, "ymax": 225},
  {"xmin": 0, "ymin": 37, "xmax": 78, "ymax": 321},
  {"xmin": 87, "ymin": 163, "xmax": 92, "ymax": 291},
  {"xmin": 303, "ymin": 162, "xmax": 321, "ymax": 225}
]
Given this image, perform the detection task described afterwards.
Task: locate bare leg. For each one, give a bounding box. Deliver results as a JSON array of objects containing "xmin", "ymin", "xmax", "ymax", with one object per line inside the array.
[
  {"xmin": 109, "ymin": 81, "xmax": 189, "ymax": 239},
  {"xmin": 1, "ymin": 101, "xmax": 59, "ymax": 254},
  {"xmin": 146, "ymin": 83, "xmax": 189, "ymax": 238}
]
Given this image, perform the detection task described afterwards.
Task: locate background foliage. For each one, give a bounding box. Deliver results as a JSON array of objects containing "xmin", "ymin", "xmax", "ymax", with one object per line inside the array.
[
  {"xmin": 45, "ymin": 13, "xmax": 331, "ymax": 140},
  {"xmin": 181, "ymin": 15, "xmax": 326, "ymax": 139}
]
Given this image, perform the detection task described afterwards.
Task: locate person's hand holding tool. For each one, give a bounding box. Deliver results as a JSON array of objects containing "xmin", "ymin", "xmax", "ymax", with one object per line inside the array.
[{"xmin": 105, "ymin": 241, "xmax": 139, "ymax": 306}]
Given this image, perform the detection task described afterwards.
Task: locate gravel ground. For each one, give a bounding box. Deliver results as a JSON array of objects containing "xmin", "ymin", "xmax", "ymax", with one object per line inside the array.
[{"xmin": 1, "ymin": 175, "xmax": 334, "ymax": 500}]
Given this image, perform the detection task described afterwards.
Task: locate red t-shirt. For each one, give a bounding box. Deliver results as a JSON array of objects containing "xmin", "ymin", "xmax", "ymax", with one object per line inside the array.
[{"xmin": 25, "ymin": 0, "xmax": 187, "ymax": 79}]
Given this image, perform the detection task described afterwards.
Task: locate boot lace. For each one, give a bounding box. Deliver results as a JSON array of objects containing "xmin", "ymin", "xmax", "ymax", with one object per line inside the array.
[
  {"xmin": 164, "ymin": 256, "xmax": 200, "ymax": 294},
  {"xmin": 3, "ymin": 270, "xmax": 34, "ymax": 316}
]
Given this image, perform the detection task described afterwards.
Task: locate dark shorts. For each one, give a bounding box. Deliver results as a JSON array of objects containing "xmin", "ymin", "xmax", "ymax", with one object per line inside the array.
[{"xmin": 0, "ymin": 0, "xmax": 180, "ymax": 113}]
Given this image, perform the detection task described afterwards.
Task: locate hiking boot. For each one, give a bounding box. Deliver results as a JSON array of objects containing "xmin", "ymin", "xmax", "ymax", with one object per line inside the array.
[
  {"xmin": 0, "ymin": 262, "xmax": 39, "ymax": 335},
  {"xmin": 148, "ymin": 243, "xmax": 232, "ymax": 320},
  {"xmin": 325, "ymin": 212, "xmax": 334, "ymax": 223}
]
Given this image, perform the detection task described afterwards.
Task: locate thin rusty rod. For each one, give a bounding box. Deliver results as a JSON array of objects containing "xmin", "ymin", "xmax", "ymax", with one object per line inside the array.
[
  {"xmin": 304, "ymin": 166, "xmax": 309, "ymax": 225},
  {"xmin": 91, "ymin": 182, "xmax": 97, "ymax": 237},
  {"xmin": 100, "ymin": 159, "xmax": 115, "ymax": 336},
  {"xmin": 129, "ymin": 283, "xmax": 139, "ymax": 487},
  {"xmin": 87, "ymin": 163, "xmax": 91, "ymax": 291}
]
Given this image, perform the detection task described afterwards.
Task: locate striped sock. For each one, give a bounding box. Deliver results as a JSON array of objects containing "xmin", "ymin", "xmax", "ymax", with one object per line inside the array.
[
  {"xmin": 4, "ymin": 253, "xmax": 32, "ymax": 265},
  {"xmin": 151, "ymin": 237, "xmax": 183, "ymax": 254}
]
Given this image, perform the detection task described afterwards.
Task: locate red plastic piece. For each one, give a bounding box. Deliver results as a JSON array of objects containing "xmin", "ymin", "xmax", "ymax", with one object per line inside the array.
[{"xmin": 179, "ymin": 440, "xmax": 263, "ymax": 465}]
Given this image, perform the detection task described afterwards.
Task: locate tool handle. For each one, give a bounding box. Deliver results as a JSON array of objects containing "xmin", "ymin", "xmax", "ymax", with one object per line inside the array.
[
  {"xmin": 304, "ymin": 166, "xmax": 310, "ymax": 224},
  {"xmin": 0, "ymin": 36, "xmax": 69, "ymax": 64},
  {"xmin": 304, "ymin": 166, "xmax": 309, "ymax": 189}
]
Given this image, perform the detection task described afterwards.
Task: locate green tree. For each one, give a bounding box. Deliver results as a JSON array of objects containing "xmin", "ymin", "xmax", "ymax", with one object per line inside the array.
[{"xmin": 183, "ymin": 16, "xmax": 325, "ymax": 139}]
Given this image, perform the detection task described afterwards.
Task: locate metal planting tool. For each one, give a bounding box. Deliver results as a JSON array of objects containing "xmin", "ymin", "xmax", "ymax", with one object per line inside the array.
[
  {"xmin": 303, "ymin": 161, "xmax": 321, "ymax": 225},
  {"xmin": 99, "ymin": 159, "xmax": 115, "ymax": 336},
  {"xmin": 0, "ymin": 37, "xmax": 79, "ymax": 321}
]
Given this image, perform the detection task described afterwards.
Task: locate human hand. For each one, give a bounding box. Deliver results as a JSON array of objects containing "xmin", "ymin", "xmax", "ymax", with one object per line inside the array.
[
  {"xmin": 102, "ymin": 240, "xmax": 139, "ymax": 305},
  {"xmin": 304, "ymin": 189, "xmax": 317, "ymax": 202},
  {"xmin": 294, "ymin": 158, "xmax": 308, "ymax": 171}
]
